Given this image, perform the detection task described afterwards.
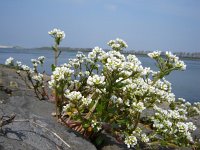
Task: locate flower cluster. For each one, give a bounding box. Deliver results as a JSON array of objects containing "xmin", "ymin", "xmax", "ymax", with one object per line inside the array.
[
  {"xmin": 5, "ymin": 57, "xmax": 14, "ymax": 66},
  {"xmin": 48, "ymin": 28, "xmax": 65, "ymax": 43},
  {"xmin": 151, "ymin": 105, "xmax": 197, "ymax": 144},
  {"xmin": 87, "ymin": 75, "xmax": 105, "ymax": 86},
  {"xmin": 48, "ymin": 28, "xmax": 66, "ymax": 66},
  {"xmin": 32, "ymin": 73, "xmax": 43, "ymax": 82},
  {"xmin": 107, "ymin": 38, "xmax": 128, "ymax": 51},
  {"xmin": 5, "ymin": 56, "xmax": 48, "ymax": 100},
  {"xmin": 165, "ymin": 51, "xmax": 186, "ymax": 70},
  {"xmin": 148, "ymin": 51, "xmax": 186, "ymax": 71},
  {"xmin": 64, "ymin": 90, "xmax": 93, "ymax": 108},
  {"xmin": 31, "ymin": 56, "xmax": 45, "ymax": 68},
  {"xmin": 148, "ymin": 51, "xmax": 161, "ymax": 58},
  {"xmin": 49, "ymin": 66, "xmax": 74, "ymax": 89},
  {"xmin": 47, "ymin": 38, "xmax": 198, "ymax": 149},
  {"xmin": 131, "ymin": 102, "xmax": 146, "ymax": 113},
  {"xmin": 124, "ymin": 135, "xmax": 137, "ymax": 148}
]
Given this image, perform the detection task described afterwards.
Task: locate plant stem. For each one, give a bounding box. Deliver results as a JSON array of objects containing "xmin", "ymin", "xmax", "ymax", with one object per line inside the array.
[
  {"xmin": 54, "ymin": 47, "xmax": 58, "ymax": 67},
  {"xmin": 133, "ymin": 112, "xmax": 141, "ymax": 131},
  {"xmin": 85, "ymin": 98, "xmax": 99, "ymax": 119}
]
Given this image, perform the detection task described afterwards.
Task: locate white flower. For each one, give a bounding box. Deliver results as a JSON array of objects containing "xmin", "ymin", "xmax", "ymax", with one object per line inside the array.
[
  {"xmin": 148, "ymin": 51, "xmax": 161, "ymax": 58},
  {"xmin": 111, "ymin": 43, "xmax": 120, "ymax": 50},
  {"xmin": 107, "ymin": 38, "xmax": 127, "ymax": 51},
  {"xmin": 124, "ymin": 135, "xmax": 137, "ymax": 148},
  {"xmin": 65, "ymin": 91, "xmax": 82, "ymax": 101},
  {"xmin": 16, "ymin": 61, "xmax": 22, "ymax": 67},
  {"xmin": 116, "ymin": 38, "xmax": 128, "ymax": 48},
  {"xmin": 141, "ymin": 67, "xmax": 151, "ymax": 76},
  {"xmin": 38, "ymin": 56, "xmax": 45, "ymax": 60},
  {"xmin": 48, "ymin": 79, "xmax": 55, "ymax": 89},
  {"xmin": 163, "ymin": 120, "xmax": 172, "ymax": 128},
  {"xmin": 185, "ymin": 102, "xmax": 191, "ymax": 107},
  {"xmin": 194, "ymin": 102, "xmax": 200, "ymax": 106},
  {"xmin": 38, "ymin": 56, "xmax": 45, "ymax": 63},
  {"xmin": 85, "ymin": 71, "xmax": 90, "ymax": 76},
  {"xmin": 5, "ymin": 57, "xmax": 14, "ymax": 65},
  {"xmin": 88, "ymin": 52, "xmax": 96, "ymax": 60},
  {"xmin": 152, "ymin": 120, "xmax": 164, "ymax": 129},
  {"xmin": 110, "ymin": 95, "xmax": 117, "ymax": 103},
  {"xmin": 177, "ymin": 122, "xmax": 188, "ymax": 133},
  {"xmin": 91, "ymin": 120, "xmax": 101, "ymax": 131},
  {"xmin": 63, "ymin": 104, "xmax": 71, "ymax": 112},
  {"xmin": 48, "ymin": 28, "xmax": 65, "ymax": 41},
  {"xmin": 106, "ymin": 57, "xmax": 123, "ymax": 71},
  {"xmin": 166, "ymin": 51, "xmax": 178, "ymax": 61},
  {"xmin": 186, "ymin": 122, "xmax": 196, "ymax": 131},
  {"xmin": 131, "ymin": 102, "xmax": 146, "ymax": 113},
  {"xmin": 175, "ymin": 60, "xmax": 186, "ymax": 70},
  {"xmin": 125, "ymin": 100, "xmax": 130, "ymax": 107},
  {"xmin": 87, "ymin": 74, "xmax": 105, "ymax": 86},
  {"xmin": 48, "ymin": 66, "xmax": 74, "ymax": 89},
  {"xmin": 186, "ymin": 132, "xmax": 194, "ymax": 142},
  {"xmin": 192, "ymin": 107, "xmax": 200, "ymax": 114},
  {"xmin": 166, "ymin": 51, "xmax": 173, "ymax": 57},
  {"xmin": 31, "ymin": 59, "xmax": 38, "ymax": 63},
  {"xmin": 21, "ymin": 65, "xmax": 30, "ymax": 71},
  {"xmin": 52, "ymin": 66, "xmax": 74, "ymax": 81},
  {"xmin": 141, "ymin": 133, "xmax": 149, "ymax": 143},
  {"xmin": 178, "ymin": 98, "xmax": 186, "ymax": 103},
  {"xmin": 82, "ymin": 97, "xmax": 92, "ymax": 106},
  {"xmin": 32, "ymin": 73, "xmax": 43, "ymax": 82}
]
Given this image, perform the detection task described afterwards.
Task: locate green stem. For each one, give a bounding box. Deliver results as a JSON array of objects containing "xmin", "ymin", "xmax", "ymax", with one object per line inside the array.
[
  {"xmin": 85, "ymin": 98, "xmax": 100, "ymax": 119},
  {"xmin": 54, "ymin": 49, "xmax": 58, "ymax": 67},
  {"xmin": 55, "ymin": 89, "xmax": 59, "ymax": 119},
  {"xmin": 133, "ymin": 112, "xmax": 141, "ymax": 131}
]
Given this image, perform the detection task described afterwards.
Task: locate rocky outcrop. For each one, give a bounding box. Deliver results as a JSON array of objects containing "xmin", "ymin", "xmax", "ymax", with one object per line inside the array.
[{"xmin": 0, "ymin": 65, "xmax": 96, "ymax": 150}]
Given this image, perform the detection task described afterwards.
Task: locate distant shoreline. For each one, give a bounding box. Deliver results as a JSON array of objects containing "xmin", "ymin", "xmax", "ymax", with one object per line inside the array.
[
  {"xmin": 122, "ymin": 52, "xmax": 200, "ymax": 61},
  {"xmin": 1, "ymin": 47, "xmax": 200, "ymax": 60}
]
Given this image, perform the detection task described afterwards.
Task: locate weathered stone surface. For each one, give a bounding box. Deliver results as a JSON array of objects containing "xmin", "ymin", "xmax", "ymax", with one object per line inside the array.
[{"xmin": 0, "ymin": 65, "xmax": 96, "ymax": 150}]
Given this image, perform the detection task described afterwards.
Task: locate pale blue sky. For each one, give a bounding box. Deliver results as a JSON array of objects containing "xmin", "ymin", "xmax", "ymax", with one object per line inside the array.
[{"xmin": 0, "ymin": 0, "xmax": 200, "ymax": 52}]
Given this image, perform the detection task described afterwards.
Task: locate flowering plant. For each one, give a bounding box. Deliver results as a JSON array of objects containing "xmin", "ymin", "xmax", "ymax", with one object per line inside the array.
[
  {"xmin": 5, "ymin": 57, "xmax": 14, "ymax": 66},
  {"xmin": 4, "ymin": 33, "xmax": 200, "ymax": 149},
  {"xmin": 48, "ymin": 28, "xmax": 65, "ymax": 66},
  {"xmin": 5, "ymin": 56, "xmax": 49, "ymax": 100},
  {"xmin": 48, "ymin": 38, "xmax": 200, "ymax": 148}
]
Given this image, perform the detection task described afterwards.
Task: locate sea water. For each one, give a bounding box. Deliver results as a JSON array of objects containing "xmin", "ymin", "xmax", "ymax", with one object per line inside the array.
[{"xmin": 0, "ymin": 48, "xmax": 200, "ymax": 103}]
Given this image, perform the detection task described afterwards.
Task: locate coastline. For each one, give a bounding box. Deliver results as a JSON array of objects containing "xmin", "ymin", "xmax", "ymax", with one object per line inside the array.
[{"xmin": 1, "ymin": 47, "xmax": 200, "ymax": 60}]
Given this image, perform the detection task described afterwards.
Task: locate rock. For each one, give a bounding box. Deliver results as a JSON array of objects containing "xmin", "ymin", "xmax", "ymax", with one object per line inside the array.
[
  {"xmin": 9, "ymin": 81, "xmax": 18, "ymax": 88},
  {"xmin": 0, "ymin": 65, "xmax": 96, "ymax": 150},
  {"xmin": 98, "ymin": 133, "xmax": 128, "ymax": 150}
]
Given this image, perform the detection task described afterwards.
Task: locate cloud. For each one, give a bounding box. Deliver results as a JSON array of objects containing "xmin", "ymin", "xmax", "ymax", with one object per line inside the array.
[{"xmin": 104, "ymin": 4, "xmax": 118, "ymax": 11}]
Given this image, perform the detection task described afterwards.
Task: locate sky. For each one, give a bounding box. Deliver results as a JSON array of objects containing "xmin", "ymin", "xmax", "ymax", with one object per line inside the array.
[{"xmin": 0, "ymin": 0, "xmax": 200, "ymax": 52}]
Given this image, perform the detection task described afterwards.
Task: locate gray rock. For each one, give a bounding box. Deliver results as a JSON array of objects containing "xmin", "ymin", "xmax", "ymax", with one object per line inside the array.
[{"xmin": 0, "ymin": 65, "xmax": 96, "ymax": 150}]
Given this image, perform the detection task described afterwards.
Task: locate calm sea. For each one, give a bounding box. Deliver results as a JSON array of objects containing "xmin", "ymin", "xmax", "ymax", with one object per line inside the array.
[{"xmin": 0, "ymin": 48, "xmax": 200, "ymax": 103}]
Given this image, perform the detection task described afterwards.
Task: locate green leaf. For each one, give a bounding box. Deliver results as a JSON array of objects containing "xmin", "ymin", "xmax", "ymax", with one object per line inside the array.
[
  {"xmin": 83, "ymin": 123, "xmax": 90, "ymax": 128},
  {"xmin": 96, "ymin": 103, "xmax": 103, "ymax": 115},
  {"xmin": 51, "ymin": 64, "xmax": 56, "ymax": 72},
  {"xmin": 169, "ymin": 102, "xmax": 176, "ymax": 110},
  {"xmin": 115, "ymin": 82, "xmax": 126, "ymax": 88},
  {"xmin": 117, "ymin": 119, "xmax": 127, "ymax": 124}
]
